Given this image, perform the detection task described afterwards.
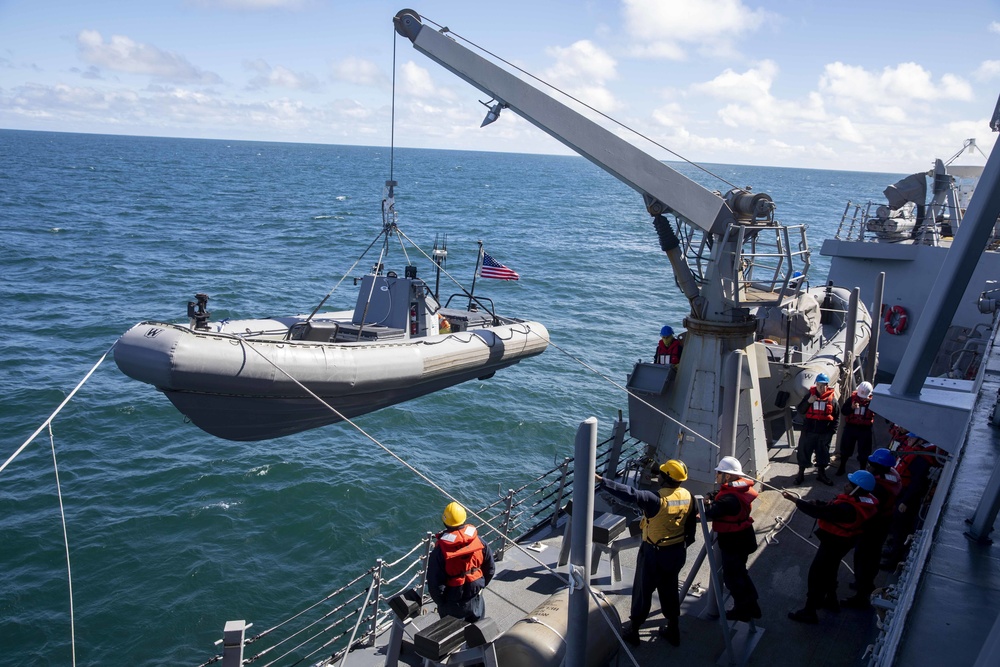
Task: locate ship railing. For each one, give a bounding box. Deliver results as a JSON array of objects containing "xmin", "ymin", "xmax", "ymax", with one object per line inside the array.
[
  {"xmin": 200, "ymin": 429, "xmax": 647, "ymax": 667},
  {"xmin": 835, "ymin": 200, "xmax": 876, "ymax": 241}
]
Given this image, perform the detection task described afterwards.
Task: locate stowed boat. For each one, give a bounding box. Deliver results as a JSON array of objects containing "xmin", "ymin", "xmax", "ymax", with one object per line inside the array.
[
  {"xmin": 822, "ymin": 139, "xmax": 1000, "ymax": 381},
  {"xmin": 114, "ymin": 232, "xmax": 549, "ymax": 441}
]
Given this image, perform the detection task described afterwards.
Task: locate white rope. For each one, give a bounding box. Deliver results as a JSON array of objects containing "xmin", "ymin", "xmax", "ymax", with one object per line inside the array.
[
  {"xmin": 534, "ymin": 334, "xmax": 721, "ymax": 451},
  {"xmin": 49, "ymin": 422, "xmax": 77, "ymax": 667},
  {"xmin": 235, "ymin": 337, "xmax": 570, "ymax": 587},
  {"xmin": 1, "ymin": 345, "xmax": 113, "ymax": 476}
]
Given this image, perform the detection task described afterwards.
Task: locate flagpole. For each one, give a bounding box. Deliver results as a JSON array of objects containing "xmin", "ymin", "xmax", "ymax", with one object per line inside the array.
[{"xmin": 470, "ymin": 241, "xmax": 483, "ymax": 309}]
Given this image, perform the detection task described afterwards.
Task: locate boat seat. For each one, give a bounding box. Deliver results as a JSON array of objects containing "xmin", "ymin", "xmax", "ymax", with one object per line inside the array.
[{"xmin": 289, "ymin": 321, "xmax": 340, "ymax": 342}]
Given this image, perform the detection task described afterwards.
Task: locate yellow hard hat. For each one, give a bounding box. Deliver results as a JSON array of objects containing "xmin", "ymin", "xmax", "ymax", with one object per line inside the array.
[
  {"xmin": 442, "ymin": 501, "xmax": 467, "ymax": 527},
  {"xmin": 659, "ymin": 459, "xmax": 688, "ymax": 482}
]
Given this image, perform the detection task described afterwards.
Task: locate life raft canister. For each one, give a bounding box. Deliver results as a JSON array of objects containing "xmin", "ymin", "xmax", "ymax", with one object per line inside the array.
[{"xmin": 883, "ymin": 305, "xmax": 908, "ymax": 335}]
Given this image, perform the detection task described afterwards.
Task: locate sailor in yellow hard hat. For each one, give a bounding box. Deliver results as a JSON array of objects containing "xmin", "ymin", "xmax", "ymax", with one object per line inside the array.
[
  {"xmin": 426, "ymin": 501, "xmax": 496, "ymax": 622},
  {"xmin": 595, "ymin": 459, "xmax": 696, "ymax": 647}
]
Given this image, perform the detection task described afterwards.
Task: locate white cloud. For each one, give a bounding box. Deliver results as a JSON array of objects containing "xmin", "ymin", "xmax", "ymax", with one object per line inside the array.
[
  {"xmin": 990, "ymin": 21, "xmax": 1000, "ymax": 34},
  {"xmin": 975, "ymin": 60, "xmax": 1000, "ymax": 81},
  {"xmin": 243, "ymin": 59, "xmax": 318, "ymax": 90},
  {"xmin": 77, "ymin": 30, "xmax": 221, "ymax": 84},
  {"xmin": 541, "ymin": 40, "xmax": 620, "ymax": 111},
  {"xmin": 623, "ymin": 0, "xmax": 769, "ymax": 60},
  {"xmin": 398, "ymin": 61, "xmax": 455, "ymax": 101},
  {"xmin": 331, "ymin": 57, "xmax": 387, "ymax": 87},
  {"xmin": 819, "ymin": 61, "xmax": 972, "ymax": 107}
]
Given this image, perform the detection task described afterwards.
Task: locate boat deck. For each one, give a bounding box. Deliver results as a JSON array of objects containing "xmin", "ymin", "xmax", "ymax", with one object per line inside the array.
[{"xmin": 334, "ymin": 438, "xmax": 888, "ymax": 666}]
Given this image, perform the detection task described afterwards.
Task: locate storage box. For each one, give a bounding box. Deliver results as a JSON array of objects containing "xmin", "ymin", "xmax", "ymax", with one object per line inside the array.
[{"xmin": 413, "ymin": 615, "xmax": 469, "ymax": 661}]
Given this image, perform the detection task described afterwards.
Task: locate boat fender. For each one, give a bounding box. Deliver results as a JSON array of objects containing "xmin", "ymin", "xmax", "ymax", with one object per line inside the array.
[{"xmin": 883, "ymin": 305, "xmax": 908, "ymax": 335}]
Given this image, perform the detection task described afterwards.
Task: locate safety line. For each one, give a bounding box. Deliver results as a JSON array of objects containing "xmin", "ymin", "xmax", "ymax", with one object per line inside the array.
[
  {"xmin": 1, "ymin": 344, "xmax": 113, "ymax": 476},
  {"xmin": 234, "ymin": 336, "xmax": 571, "ymax": 588},
  {"xmin": 49, "ymin": 423, "xmax": 77, "ymax": 667},
  {"xmin": 534, "ymin": 333, "xmax": 721, "ymax": 451}
]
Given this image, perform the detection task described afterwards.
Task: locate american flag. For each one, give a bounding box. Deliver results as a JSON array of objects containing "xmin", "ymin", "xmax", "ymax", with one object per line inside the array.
[{"xmin": 479, "ymin": 251, "xmax": 520, "ymax": 281}]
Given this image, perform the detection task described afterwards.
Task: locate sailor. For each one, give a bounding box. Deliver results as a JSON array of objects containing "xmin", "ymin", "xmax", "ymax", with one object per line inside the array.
[
  {"xmin": 426, "ymin": 501, "xmax": 496, "ymax": 622},
  {"xmin": 654, "ymin": 325, "xmax": 683, "ymax": 366},
  {"xmin": 836, "ymin": 381, "xmax": 877, "ymax": 476},
  {"xmin": 703, "ymin": 456, "xmax": 762, "ymax": 621},
  {"xmin": 844, "ymin": 448, "xmax": 902, "ymax": 608},
  {"xmin": 795, "ymin": 373, "xmax": 840, "ymax": 485},
  {"xmin": 784, "ymin": 470, "xmax": 879, "ymax": 624},
  {"xmin": 881, "ymin": 434, "xmax": 943, "ymax": 570},
  {"xmin": 596, "ymin": 459, "xmax": 697, "ymax": 647}
]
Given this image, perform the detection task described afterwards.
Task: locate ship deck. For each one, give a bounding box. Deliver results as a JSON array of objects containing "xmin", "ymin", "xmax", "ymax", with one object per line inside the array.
[
  {"xmin": 324, "ymin": 326, "xmax": 1000, "ymax": 667},
  {"xmin": 338, "ymin": 436, "xmax": 890, "ymax": 667}
]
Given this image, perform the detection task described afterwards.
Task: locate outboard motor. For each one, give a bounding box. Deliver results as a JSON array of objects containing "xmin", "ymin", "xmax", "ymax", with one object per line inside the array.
[{"xmin": 187, "ymin": 293, "xmax": 211, "ymax": 330}]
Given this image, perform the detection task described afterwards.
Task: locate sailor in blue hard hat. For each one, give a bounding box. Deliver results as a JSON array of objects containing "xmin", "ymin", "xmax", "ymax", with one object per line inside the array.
[
  {"xmin": 843, "ymin": 448, "xmax": 903, "ymax": 608},
  {"xmin": 655, "ymin": 325, "xmax": 683, "ymax": 366},
  {"xmin": 795, "ymin": 373, "xmax": 840, "ymax": 486},
  {"xmin": 783, "ymin": 468, "xmax": 879, "ymax": 624}
]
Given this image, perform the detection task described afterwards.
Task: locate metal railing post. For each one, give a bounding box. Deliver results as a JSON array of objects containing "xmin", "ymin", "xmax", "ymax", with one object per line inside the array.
[
  {"xmin": 419, "ymin": 532, "xmax": 434, "ymax": 599},
  {"xmin": 221, "ymin": 620, "xmax": 246, "ymax": 667},
  {"xmin": 367, "ymin": 559, "xmax": 385, "ymax": 647},
  {"xmin": 604, "ymin": 412, "xmax": 627, "ymax": 479},
  {"xmin": 549, "ymin": 457, "xmax": 572, "ymax": 529},
  {"xmin": 495, "ymin": 488, "xmax": 515, "ymax": 562}
]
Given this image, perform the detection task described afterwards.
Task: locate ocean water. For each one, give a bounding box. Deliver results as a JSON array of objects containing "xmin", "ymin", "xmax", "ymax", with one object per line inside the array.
[{"xmin": 0, "ymin": 129, "xmax": 901, "ymax": 665}]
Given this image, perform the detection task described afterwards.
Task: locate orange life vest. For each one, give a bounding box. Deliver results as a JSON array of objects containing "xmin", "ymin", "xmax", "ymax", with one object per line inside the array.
[
  {"xmin": 712, "ymin": 480, "xmax": 757, "ymax": 533},
  {"xmin": 873, "ymin": 469, "xmax": 903, "ymax": 518},
  {"xmin": 655, "ymin": 338, "xmax": 683, "ymax": 365},
  {"xmin": 845, "ymin": 392, "xmax": 875, "ymax": 426},
  {"xmin": 438, "ymin": 525, "xmax": 486, "ymax": 588},
  {"xmin": 894, "ymin": 442, "xmax": 942, "ymax": 486},
  {"xmin": 818, "ymin": 493, "xmax": 878, "ymax": 538},
  {"xmin": 805, "ymin": 386, "xmax": 836, "ymax": 421}
]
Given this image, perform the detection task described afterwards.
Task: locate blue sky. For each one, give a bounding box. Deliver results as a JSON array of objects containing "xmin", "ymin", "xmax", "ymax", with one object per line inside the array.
[{"xmin": 1, "ymin": 0, "xmax": 998, "ymax": 172}]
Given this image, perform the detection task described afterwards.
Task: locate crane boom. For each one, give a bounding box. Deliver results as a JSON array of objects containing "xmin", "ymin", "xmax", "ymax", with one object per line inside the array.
[{"xmin": 393, "ymin": 9, "xmax": 737, "ymax": 236}]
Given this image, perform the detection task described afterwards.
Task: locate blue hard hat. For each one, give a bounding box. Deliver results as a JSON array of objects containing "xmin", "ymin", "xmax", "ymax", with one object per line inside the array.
[
  {"xmin": 868, "ymin": 448, "xmax": 896, "ymax": 468},
  {"xmin": 848, "ymin": 470, "xmax": 876, "ymax": 492},
  {"xmin": 816, "ymin": 373, "xmax": 830, "ymax": 384},
  {"xmin": 660, "ymin": 325, "xmax": 674, "ymax": 337}
]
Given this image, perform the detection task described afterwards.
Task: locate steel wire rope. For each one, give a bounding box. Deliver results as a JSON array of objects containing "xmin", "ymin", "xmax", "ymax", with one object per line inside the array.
[
  {"xmin": 243, "ymin": 566, "xmax": 376, "ymax": 647},
  {"xmin": 417, "ymin": 15, "xmax": 745, "ymax": 195},
  {"xmin": 304, "ymin": 225, "xmax": 393, "ymax": 325},
  {"xmin": 528, "ymin": 331, "xmax": 721, "ymax": 451},
  {"xmin": 233, "ymin": 337, "xmax": 572, "ymax": 585},
  {"xmin": 393, "ymin": 227, "xmax": 499, "ymax": 317},
  {"xmin": 586, "ymin": 584, "xmax": 642, "ymax": 667},
  {"xmin": 253, "ymin": 587, "xmax": 369, "ymax": 666}
]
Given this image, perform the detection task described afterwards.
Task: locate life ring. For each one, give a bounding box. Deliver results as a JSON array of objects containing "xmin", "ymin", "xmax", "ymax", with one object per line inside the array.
[
  {"xmin": 760, "ymin": 338, "xmax": 777, "ymax": 344},
  {"xmin": 883, "ymin": 305, "xmax": 908, "ymax": 335}
]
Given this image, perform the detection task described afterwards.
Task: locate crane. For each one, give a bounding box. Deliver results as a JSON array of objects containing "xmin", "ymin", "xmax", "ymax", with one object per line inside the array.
[{"xmin": 394, "ymin": 9, "xmax": 833, "ymax": 485}]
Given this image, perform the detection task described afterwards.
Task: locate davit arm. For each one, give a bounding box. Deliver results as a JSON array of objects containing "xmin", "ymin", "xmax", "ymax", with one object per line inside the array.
[{"xmin": 393, "ymin": 9, "xmax": 775, "ymax": 320}]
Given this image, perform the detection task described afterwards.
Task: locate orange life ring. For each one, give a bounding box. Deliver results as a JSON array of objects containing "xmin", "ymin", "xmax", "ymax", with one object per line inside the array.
[{"xmin": 883, "ymin": 305, "xmax": 908, "ymax": 335}]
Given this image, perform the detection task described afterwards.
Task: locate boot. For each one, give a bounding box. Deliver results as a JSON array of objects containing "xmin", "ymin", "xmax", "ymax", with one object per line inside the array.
[
  {"xmin": 658, "ymin": 620, "xmax": 680, "ymax": 646},
  {"xmin": 835, "ymin": 460, "xmax": 847, "ymax": 476},
  {"xmin": 816, "ymin": 469, "xmax": 834, "ymax": 486},
  {"xmin": 621, "ymin": 621, "xmax": 641, "ymax": 646},
  {"xmin": 794, "ymin": 467, "xmax": 805, "ymax": 484}
]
